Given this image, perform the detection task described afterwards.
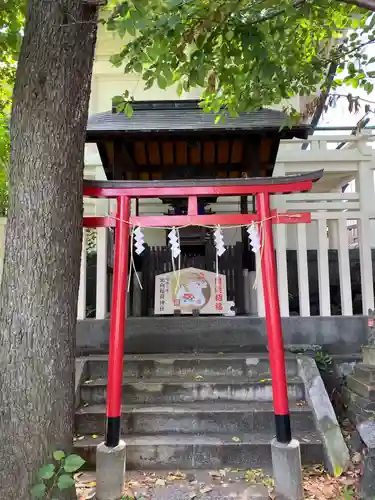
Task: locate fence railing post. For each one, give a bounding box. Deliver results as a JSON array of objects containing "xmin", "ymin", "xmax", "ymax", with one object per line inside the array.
[
  {"xmin": 96, "ymin": 227, "xmax": 108, "ymax": 319},
  {"xmin": 296, "ymin": 223, "xmax": 310, "ymax": 316},
  {"xmin": 77, "ymin": 228, "xmax": 87, "ymax": 320},
  {"xmin": 357, "ymin": 161, "xmax": 375, "ymax": 312},
  {"xmin": 358, "ymin": 215, "xmax": 374, "ymax": 313},
  {"xmin": 337, "ymin": 218, "xmax": 353, "ymax": 316},
  {"xmin": 317, "ymin": 219, "xmax": 331, "ymax": 316},
  {"xmin": 272, "ymin": 165, "xmax": 289, "ymax": 317}
]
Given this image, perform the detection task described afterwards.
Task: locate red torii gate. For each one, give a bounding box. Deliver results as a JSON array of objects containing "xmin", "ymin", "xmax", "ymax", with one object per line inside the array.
[{"xmin": 83, "ymin": 169, "xmax": 323, "ymax": 449}]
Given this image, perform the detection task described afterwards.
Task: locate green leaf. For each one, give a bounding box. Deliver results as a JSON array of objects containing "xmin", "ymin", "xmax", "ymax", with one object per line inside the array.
[
  {"xmin": 112, "ymin": 95, "xmax": 124, "ymax": 107},
  {"xmin": 133, "ymin": 61, "xmax": 143, "ymax": 74},
  {"xmin": 157, "ymin": 74, "xmax": 168, "ymax": 89},
  {"xmin": 364, "ymin": 82, "xmax": 374, "ymax": 94},
  {"xmin": 38, "ymin": 463, "xmax": 55, "ymax": 480},
  {"xmin": 30, "ymin": 484, "xmax": 47, "ymax": 499},
  {"xmin": 176, "ymin": 81, "xmax": 183, "ymax": 97},
  {"xmin": 63, "ymin": 454, "xmax": 85, "ymax": 473},
  {"xmin": 124, "ymin": 102, "xmax": 134, "ymax": 117},
  {"xmin": 167, "ymin": 0, "xmax": 182, "ymax": 6},
  {"xmin": 127, "ymin": 22, "xmax": 136, "ymax": 37},
  {"xmin": 53, "ymin": 450, "xmax": 65, "ymax": 461},
  {"xmin": 109, "ymin": 54, "xmax": 123, "ymax": 68},
  {"xmin": 57, "ymin": 474, "xmax": 76, "ymax": 490}
]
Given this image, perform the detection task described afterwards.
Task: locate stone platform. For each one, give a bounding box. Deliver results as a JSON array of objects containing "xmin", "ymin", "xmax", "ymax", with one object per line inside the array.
[{"xmin": 76, "ymin": 316, "xmax": 368, "ymax": 356}]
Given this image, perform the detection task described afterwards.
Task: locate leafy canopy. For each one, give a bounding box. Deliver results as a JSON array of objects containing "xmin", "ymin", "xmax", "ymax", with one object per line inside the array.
[
  {"xmin": 0, "ymin": 0, "xmax": 23, "ymax": 121},
  {"xmin": 105, "ymin": 0, "xmax": 375, "ymax": 119},
  {"xmin": 0, "ymin": 0, "xmax": 24, "ymax": 215}
]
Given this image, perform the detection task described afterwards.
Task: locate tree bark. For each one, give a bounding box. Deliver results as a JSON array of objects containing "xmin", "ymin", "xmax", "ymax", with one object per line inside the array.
[
  {"xmin": 0, "ymin": 2, "xmax": 98, "ymax": 499},
  {"xmin": 338, "ymin": 0, "xmax": 375, "ymax": 10}
]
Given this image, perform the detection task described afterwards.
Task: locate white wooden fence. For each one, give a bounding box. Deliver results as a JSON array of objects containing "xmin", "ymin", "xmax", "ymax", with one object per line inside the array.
[{"xmin": 255, "ymin": 192, "xmax": 375, "ymax": 317}]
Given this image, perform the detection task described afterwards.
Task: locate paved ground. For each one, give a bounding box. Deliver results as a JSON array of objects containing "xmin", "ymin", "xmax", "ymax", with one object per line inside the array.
[{"xmin": 76, "ymin": 469, "xmax": 271, "ymax": 500}]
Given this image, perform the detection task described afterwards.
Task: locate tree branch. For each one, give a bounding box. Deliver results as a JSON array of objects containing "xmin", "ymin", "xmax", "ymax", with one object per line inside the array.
[
  {"xmin": 331, "ymin": 38, "xmax": 375, "ymax": 61},
  {"xmin": 239, "ymin": 0, "xmax": 306, "ymax": 25},
  {"xmin": 338, "ymin": 0, "xmax": 375, "ymax": 11}
]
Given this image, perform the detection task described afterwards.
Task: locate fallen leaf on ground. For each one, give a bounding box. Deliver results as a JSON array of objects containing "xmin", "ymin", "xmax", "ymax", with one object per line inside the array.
[
  {"xmin": 351, "ymin": 452, "xmax": 362, "ymax": 465},
  {"xmin": 232, "ymin": 436, "xmax": 241, "ymax": 442},
  {"xmin": 302, "ymin": 462, "xmax": 361, "ymax": 500},
  {"xmin": 167, "ymin": 471, "xmax": 186, "ymax": 480},
  {"xmin": 155, "ymin": 478, "xmax": 166, "ymax": 487},
  {"xmin": 209, "ymin": 470, "xmax": 226, "ymax": 479},
  {"xmin": 199, "ymin": 486, "xmax": 212, "ymax": 494}
]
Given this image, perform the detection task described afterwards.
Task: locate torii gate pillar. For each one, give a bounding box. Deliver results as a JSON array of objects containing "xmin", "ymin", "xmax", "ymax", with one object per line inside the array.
[
  {"xmin": 83, "ymin": 170, "xmax": 323, "ymax": 449},
  {"xmin": 257, "ymin": 192, "xmax": 291, "ymax": 441}
]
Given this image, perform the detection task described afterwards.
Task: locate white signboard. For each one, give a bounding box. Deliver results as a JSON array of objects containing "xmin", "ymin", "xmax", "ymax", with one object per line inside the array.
[{"xmin": 154, "ymin": 267, "xmax": 227, "ymax": 315}]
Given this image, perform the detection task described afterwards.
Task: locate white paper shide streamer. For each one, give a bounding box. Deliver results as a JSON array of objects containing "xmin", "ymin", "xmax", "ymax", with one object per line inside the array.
[
  {"xmin": 134, "ymin": 226, "xmax": 145, "ymax": 255},
  {"xmin": 213, "ymin": 225, "xmax": 226, "ymax": 257},
  {"xmin": 247, "ymin": 223, "xmax": 261, "ymax": 253},
  {"xmin": 168, "ymin": 227, "xmax": 181, "ymax": 259}
]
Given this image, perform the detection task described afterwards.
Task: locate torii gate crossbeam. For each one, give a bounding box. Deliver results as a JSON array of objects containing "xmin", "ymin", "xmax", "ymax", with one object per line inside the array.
[{"xmin": 82, "ymin": 169, "xmax": 323, "ymax": 449}]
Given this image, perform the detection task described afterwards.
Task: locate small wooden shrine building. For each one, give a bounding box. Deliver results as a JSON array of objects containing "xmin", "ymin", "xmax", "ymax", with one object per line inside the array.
[{"xmin": 86, "ymin": 100, "xmax": 310, "ymax": 316}]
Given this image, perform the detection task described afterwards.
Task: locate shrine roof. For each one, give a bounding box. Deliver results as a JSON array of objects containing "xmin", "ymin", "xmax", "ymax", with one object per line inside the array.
[
  {"xmin": 86, "ymin": 100, "xmax": 309, "ymax": 138},
  {"xmin": 84, "ymin": 169, "xmax": 323, "ymax": 191}
]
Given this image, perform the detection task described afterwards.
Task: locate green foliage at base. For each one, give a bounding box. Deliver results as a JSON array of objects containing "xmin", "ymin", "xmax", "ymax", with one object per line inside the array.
[{"xmin": 30, "ymin": 451, "xmax": 85, "ymax": 499}]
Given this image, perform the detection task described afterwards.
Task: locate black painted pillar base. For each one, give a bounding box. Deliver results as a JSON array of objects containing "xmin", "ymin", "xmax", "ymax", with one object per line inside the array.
[
  {"xmin": 105, "ymin": 416, "xmax": 121, "ymax": 447},
  {"xmin": 275, "ymin": 414, "xmax": 292, "ymax": 443}
]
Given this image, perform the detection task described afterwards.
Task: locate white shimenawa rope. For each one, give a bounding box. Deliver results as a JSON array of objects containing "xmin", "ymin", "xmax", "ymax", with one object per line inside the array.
[
  {"xmin": 170, "ymin": 227, "xmax": 181, "ymax": 295},
  {"xmin": 127, "ymin": 227, "xmax": 143, "ymax": 293},
  {"xmin": 106, "ymin": 212, "xmax": 304, "ymax": 293}
]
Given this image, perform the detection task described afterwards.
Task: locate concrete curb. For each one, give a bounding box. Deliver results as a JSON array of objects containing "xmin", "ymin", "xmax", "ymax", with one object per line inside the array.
[{"xmin": 297, "ymin": 355, "xmax": 350, "ymax": 476}]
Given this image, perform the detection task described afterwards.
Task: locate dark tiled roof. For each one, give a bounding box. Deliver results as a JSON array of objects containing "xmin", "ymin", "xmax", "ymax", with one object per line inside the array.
[
  {"xmin": 86, "ymin": 100, "xmax": 309, "ymax": 136},
  {"xmin": 84, "ymin": 169, "xmax": 323, "ymax": 190}
]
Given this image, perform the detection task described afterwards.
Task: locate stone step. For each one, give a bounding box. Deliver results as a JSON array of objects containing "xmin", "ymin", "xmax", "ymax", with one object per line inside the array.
[
  {"xmin": 354, "ymin": 364, "xmax": 375, "ymax": 384},
  {"xmin": 74, "ymin": 431, "xmax": 323, "ymax": 470},
  {"xmin": 80, "ymin": 377, "xmax": 305, "ymax": 405},
  {"xmin": 342, "ymin": 386, "xmax": 375, "ymax": 424},
  {"xmin": 75, "ymin": 401, "xmax": 313, "ymax": 435},
  {"xmin": 346, "ymin": 374, "xmax": 375, "ymax": 401},
  {"xmin": 84, "ymin": 353, "xmax": 299, "ymax": 380}
]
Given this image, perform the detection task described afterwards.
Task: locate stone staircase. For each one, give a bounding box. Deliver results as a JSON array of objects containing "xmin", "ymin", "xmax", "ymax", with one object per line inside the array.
[{"xmin": 74, "ymin": 353, "xmax": 324, "ymax": 469}]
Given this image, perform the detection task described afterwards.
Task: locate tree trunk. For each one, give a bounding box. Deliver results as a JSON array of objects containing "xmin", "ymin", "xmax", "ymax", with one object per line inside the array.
[{"xmin": 0, "ymin": 2, "xmax": 98, "ymax": 499}]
